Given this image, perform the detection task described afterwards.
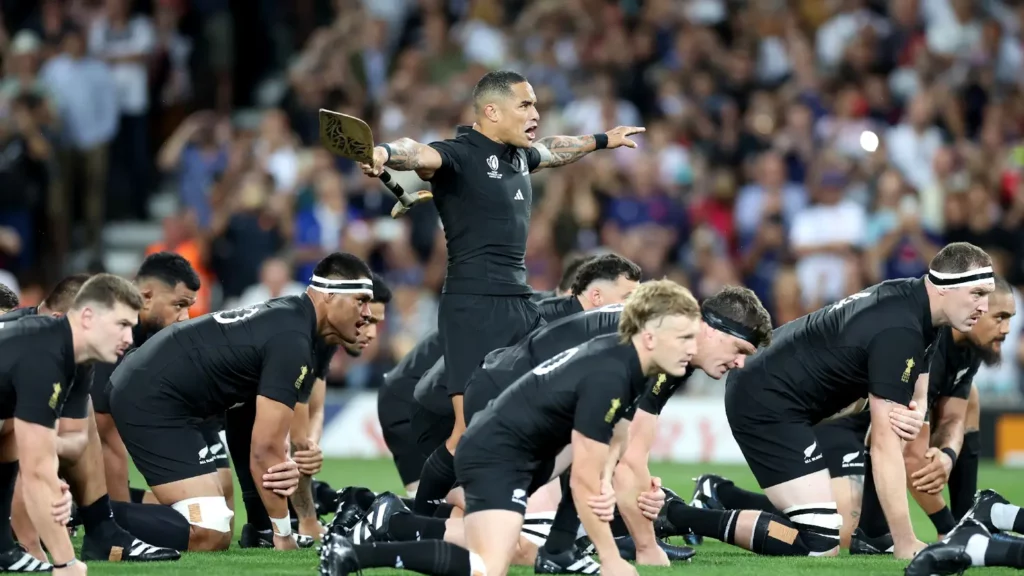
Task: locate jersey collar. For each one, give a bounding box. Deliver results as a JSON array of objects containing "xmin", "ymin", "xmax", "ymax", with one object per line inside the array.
[
  {"xmin": 464, "ymin": 128, "xmax": 518, "ymax": 160},
  {"xmin": 914, "ymin": 276, "xmax": 937, "ymax": 341}
]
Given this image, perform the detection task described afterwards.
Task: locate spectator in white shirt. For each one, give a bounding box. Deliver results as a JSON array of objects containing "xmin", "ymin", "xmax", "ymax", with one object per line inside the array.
[
  {"xmin": 790, "ymin": 171, "xmax": 867, "ymax": 308},
  {"xmin": 40, "ymin": 26, "xmax": 119, "ymax": 256},
  {"xmin": 232, "ymin": 257, "xmax": 306, "ymax": 308},
  {"xmin": 886, "ymin": 91, "xmax": 944, "ymax": 192},
  {"xmin": 89, "ymin": 0, "xmax": 156, "ymax": 221}
]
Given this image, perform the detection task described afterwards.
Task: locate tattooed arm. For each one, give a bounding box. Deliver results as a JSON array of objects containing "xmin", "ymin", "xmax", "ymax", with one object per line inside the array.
[
  {"xmin": 366, "ymin": 138, "xmax": 444, "ymax": 180},
  {"xmin": 531, "ymin": 135, "xmax": 599, "ymax": 171}
]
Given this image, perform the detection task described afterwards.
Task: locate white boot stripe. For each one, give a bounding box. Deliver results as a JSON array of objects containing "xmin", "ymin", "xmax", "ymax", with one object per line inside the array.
[{"xmin": 9, "ymin": 555, "xmax": 31, "ymax": 570}]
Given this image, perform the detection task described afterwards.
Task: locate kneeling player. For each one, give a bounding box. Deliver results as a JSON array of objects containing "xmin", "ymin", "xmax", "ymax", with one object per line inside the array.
[
  {"xmin": 0, "ymin": 275, "xmax": 143, "ymax": 573},
  {"xmin": 109, "ymin": 253, "xmax": 374, "ymax": 552},
  {"xmin": 323, "ymin": 280, "xmax": 701, "ymax": 576},
  {"xmin": 696, "ymin": 243, "xmax": 994, "ymax": 559}
]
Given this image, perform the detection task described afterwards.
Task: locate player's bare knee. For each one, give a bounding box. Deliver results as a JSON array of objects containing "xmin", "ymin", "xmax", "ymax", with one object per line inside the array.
[
  {"xmin": 170, "ymin": 496, "xmax": 234, "ymax": 551},
  {"xmin": 188, "ymin": 525, "xmax": 232, "ymax": 552}
]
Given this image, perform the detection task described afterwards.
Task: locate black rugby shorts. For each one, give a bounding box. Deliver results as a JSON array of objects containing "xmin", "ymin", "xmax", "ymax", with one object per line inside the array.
[
  {"xmin": 377, "ymin": 383, "xmax": 423, "ymax": 486},
  {"xmin": 462, "ymin": 366, "xmax": 503, "ymax": 426},
  {"xmin": 724, "ymin": 366, "xmax": 829, "ymax": 488},
  {"xmin": 198, "ymin": 416, "xmax": 230, "ymax": 470},
  {"xmin": 454, "ymin": 422, "xmax": 555, "ymax": 515},
  {"xmin": 409, "ymin": 402, "xmax": 455, "ymax": 459},
  {"xmin": 109, "ymin": 367, "xmax": 220, "ymax": 486},
  {"xmin": 437, "ymin": 294, "xmax": 542, "ymax": 400},
  {"xmin": 813, "ymin": 412, "xmax": 869, "ymax": 479}
]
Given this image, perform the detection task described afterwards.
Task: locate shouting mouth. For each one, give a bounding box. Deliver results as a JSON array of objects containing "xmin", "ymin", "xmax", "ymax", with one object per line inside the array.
[{"xmin": 525, "ymin": 126, "xmax": 537, "ymax": 141}]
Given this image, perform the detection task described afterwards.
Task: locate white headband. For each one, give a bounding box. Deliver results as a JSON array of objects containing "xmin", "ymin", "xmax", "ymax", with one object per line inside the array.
[
  {"xmin": 927, "ymin": 266, "xmax": 995, "ymax": 289},
  {"xmin": 308, "ymin": 275, "xmax": 374, "ymax": 296}
]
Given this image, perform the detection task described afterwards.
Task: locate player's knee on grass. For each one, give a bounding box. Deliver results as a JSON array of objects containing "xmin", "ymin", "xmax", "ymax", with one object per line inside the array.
[
  {"xmin": 748, "ymin": 503, "xmax": 842, "ymax": 556},
  {"xmin": 170, "ymin": 496, "xmax": 234, "ymax": 551}
]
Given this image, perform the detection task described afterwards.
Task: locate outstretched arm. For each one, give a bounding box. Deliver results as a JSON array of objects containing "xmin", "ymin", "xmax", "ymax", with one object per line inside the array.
[
  {"xmin": 363, "ymin": 140, "xmax": 444, "ymax": 180},
  {"xmin": 531, "ymin": 126, "xmax": 645, "ymax": 172}
]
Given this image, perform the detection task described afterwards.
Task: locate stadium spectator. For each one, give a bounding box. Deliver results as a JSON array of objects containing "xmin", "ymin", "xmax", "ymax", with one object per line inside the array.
[{"xmin": 233, "ymin": 256, "xmax": 304, "ymax": 309}]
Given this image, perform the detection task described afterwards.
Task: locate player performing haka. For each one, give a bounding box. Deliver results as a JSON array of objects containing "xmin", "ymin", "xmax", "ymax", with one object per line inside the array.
[
  {"xmin": 108, "ymin": 252, "xmax": 373, "ymax": 552},
  {"xmin": 322, "ymin": 280, "xmax": 700, "ymax": 576},
  {"xmin": 373, "ymin": 257, "xmax": 595, "ymax": 501},
  {"xmin": 672, "ymin": 242, "xmax": 994, "ymax": 560},
  {"xmin": 410, "ymin": 254, "xmax": 642, "ymax": 515},
  {"xmin": 680, "ymin": 277, "xmax": 1016, "ymax": 552},
  {"xmin": 0, "ymin": 274, "xmax": 144, "ymax": 574},
  {"xmin": 360, "ymin": 70, "xmax": 645, "ymax": 525}
]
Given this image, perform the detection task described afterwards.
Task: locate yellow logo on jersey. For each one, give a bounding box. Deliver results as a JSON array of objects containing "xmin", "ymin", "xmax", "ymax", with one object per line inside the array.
[
  {"xmin": 294, "ymin": 365, "xmax": 308, "ymax": 390},
  {"xmin": 653, "ymin": 373, "xmax": 667, "ymax": 396},
  {"xmin": 604, "ymin": 398, "xmax": 621, "ymax": 423},
  {"xmin": 901, "ymin": 358, "xmax": 915, "ymax": 383},
  {"xmin": 48, "ymin": 383, "xmax": 61, "ymax": 409}
]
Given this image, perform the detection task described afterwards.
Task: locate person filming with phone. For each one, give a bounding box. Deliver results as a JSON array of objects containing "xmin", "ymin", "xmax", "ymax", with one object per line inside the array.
[{"xmin": 863, "ymin": 169, "xmax": 942, "ymax": 284}]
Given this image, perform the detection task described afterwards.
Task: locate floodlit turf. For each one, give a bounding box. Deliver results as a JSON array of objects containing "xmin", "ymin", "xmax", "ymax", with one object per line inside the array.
[{"xmin": 77, "ymin": 458, "xmax": 1023, "ymax": 574}]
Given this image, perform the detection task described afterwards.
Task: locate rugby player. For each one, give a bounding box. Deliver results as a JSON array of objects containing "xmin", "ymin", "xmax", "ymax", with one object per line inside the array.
[
  {"xmin": 682, "ymin": 276, "xmax": 1011, "ymax": 551},
  {"xmin": 108, "ymin": 252, "xmax": 374, "ymax": 552},
  {"xmin": 0, "ymin": 274, "xmax": 144, "ymax": 573},
  {"xmin": 2, "ymin": 273, "xmax": 179, "ymax": 564},
  {"xmin": 373, "ymin": 257, "xmax": 592, "ymax": 503},
  {"xmin": 671, "ymin": 242, "xmax": 995, "ymax": 560},
  {"xmin": 322, "ymin": 280, "xmax": 700, "ymax": 576},
  {"xmin": 0, "ymin": 282, "xmax": 17, "ymax": 312},
  {"xmin": 234, "ymin": 272, "xmax": 392, "ymax": 547},
  {"xmin": 412, "ymin": 254, "xmax": 642, "ymax": 516}
]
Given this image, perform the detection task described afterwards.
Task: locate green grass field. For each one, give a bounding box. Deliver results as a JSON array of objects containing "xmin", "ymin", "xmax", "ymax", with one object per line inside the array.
[{"xmin": 77, "ymin": 458, "xmax": 1022, "ymax": 575}]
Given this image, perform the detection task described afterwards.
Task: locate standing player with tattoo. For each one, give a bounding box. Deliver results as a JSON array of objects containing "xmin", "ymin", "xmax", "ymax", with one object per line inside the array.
[{"xmin": 360, "ymin": 70, "xmax": 645, "ymax": 527}]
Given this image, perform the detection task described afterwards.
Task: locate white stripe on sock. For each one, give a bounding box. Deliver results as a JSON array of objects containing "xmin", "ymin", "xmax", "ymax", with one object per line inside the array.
[
  {"xmin": 965, "ymin": 533, "xmax": 990, "ymax": 567},
  {"xmin": 990, "ymin": 503, "xmax": 1021, "ymax": 532}
]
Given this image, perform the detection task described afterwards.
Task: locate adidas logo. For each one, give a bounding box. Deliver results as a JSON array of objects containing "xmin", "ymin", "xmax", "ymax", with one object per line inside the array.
[{"xmin": 514, "ymin": 190, "xmax": 524, "ymax": 200}]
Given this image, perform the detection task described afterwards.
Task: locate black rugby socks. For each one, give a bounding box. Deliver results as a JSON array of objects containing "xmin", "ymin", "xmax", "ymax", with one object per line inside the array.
[
  {"xmin": 129, "ymin": 487, "xmax": 147, "ymax": 504},
  {"xmin": 665, "ymin": 500, "xmax": 733, "ymax": 541},
  {"xmin": 0, "ymin": 461, "xmax": 17, "ymax": 549},
  {"xmin": 928, "ymin": 507, "xmax": 957, "ymax": 535},
  {"xmin": 949, "ymin": 430, "xmax": 981, "ymax": 520},
  {"xmin": 354, "ymin": 541, "xmax": 471, "ymax": 576},
  {"xmin": 78, "ymin": 494, "xmax": 117, "ymax": 535},
  {"xmin": 716, "ymin": 481, "xmax": 779, "ymax": 513},
  {"xmin": 387, "ymin": 513, "xmax": 447, "ymax": 542},
  {"xmin": 413, "ymin": 446, "xmax": 456, "ymax": 516},
  {"xmin": 110, "ymin": 500, "xmax": 191, "ymax": 551},
  {"xmin": 964, "ymin": 533, "xmax": 1024, "ymax": 568}
]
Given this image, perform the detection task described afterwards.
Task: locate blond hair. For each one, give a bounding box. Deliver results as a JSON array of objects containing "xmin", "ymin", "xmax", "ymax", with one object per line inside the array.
[{"xmin": 618, "ymin": 280, "xmax": 700, "ymax": 342}]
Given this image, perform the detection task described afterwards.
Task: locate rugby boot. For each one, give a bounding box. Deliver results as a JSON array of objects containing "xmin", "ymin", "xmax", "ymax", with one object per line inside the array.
[
  {"xmin": 690, "ymin": 474, "xmax": 727, "ymax": 511},
  {"xmin": 614, "ymin": 535, "xmax": 696, "ymax": 562},
  {"xmin": 238, "ymin": 523, "xmax": 315, "ymax": 549},
  {"xmin": 534, "ymin": 544, "xmax": 600, "ymax": 574},
  {"xmin": 664, "ymin": 486, "xmax": 702, "ymax": 546},
  {"xmin": 81, "ymin": 526, "xmax": 180, "ymax": 563},
  {"xmin": 348, "ymin": 492, "xmax": 409, "ymax": 544},
  {"xmin": 313, "ymin": 479, "xmax": 340, "ymax": 518},
  {"xmin": 318, "ymin": 532, "xmax": 360, "ymax": 576},
  {"xmin": 944, "ymin": 517, "xmax": 991, "ymax": 547},
  {"xmin": 904, "ymin": 542, "xmax": 972, "ymax": 576},
  {"xmin": 849, "ymin": 527, "xmax": 894, "ymax": 555},
  {"xmin": 0, "ymin": 546, "xmax": 52, "ymax": 572},
  {"xmin": 654, "ymin": 492, "xmax": 702, "ymax": 546},
  {"xmin": 332, "ymin": 486, "xmax": 375, "ymax": 535},
  {"xmin": 963, "ymin": 489, "xmax": 1011, "ymax": 535}
]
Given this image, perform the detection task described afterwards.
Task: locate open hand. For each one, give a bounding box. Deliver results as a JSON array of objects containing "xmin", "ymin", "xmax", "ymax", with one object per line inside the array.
[
  {"xmin": 53, "ymin": 480, "xmax": 73, "ymax": 526},
  {"xmin": 889, "ymin": 400, "xmax": 925, "ymax": 441},
  {"xmin": 588, "ymin": 485, "xmax": 617, "ymax": 522},
  {"xmin": 604, "ymin": 126, "xmax": 646, "ymax": 149},
  {"xmin": 637, "ymin": 477, "xmax": 666, "ymax": 520},
  {"xmin": 911, "ymin": 447, "xmax": 954, "ymax": 494},
  {"xmin": 292, "ymin": 439, "xmax": 323, "ymax": 476},
  {"xmin": 263, "ymin": 460, "xmax": 301, "ymax": 497}
]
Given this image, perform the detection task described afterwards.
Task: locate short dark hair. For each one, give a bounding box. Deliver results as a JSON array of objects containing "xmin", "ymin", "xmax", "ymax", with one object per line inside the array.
[
  {"xmin": 137, "ymin": 252, "xmax": 201, "ymax": 291},
  {"xmin": 0, "ymin": 283, "xmax": 17, "ymax": 312},
  {"xmin": 312, "ymin": 253, "xmax": 372, "ymax": 282},
  {"xmin": 43, "ymin": 273, "xmax": 93, "ymax": 314},
  {"xmin": 72, "ymin": 273, "xmax": 144, "ymax": 312},
  {"xmin": 994, "ymin": 276, "xmax": 1013, "ymax": 296},
  {"xmin": 929, "ymin": 242, "xmax": 992, "ymax": 275},
  {"xmin": 472, "ymin": 70, "xmax": 528, "ymax": 112},
  {"xmin": 701, "ymin": 286, "xmax": 774, "ymax": 348},
  {"xmin": 371, "ymin": 272, "xmax": 393, "ymax": 304},
  {"xmin": 570, "ymin": 254, "xmax": 642, "ymax": 296},
  {"xmin": 558, "ymin": 255, "xmax": 594, "ymax": 294}
]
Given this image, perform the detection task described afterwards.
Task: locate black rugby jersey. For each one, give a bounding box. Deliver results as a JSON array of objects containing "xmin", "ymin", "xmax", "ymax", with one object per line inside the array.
[
  {"xmin": 730, "ymin": 277, "xmax": 936, "ymax": 421},
  {"xmin": 924, "ymin": 327, "xmax": 979, "ymax": 408},
  {"xmin": 312, "ymin": 338, "xmax": 337, "ymax": 381},
  {"xmin": 428, "ymin": 130, "xmax": 543, "ymax": 296},
  {"xmin": 386, "ymin": 330, "xmax": 444, "ymax": 410},
  {"xmin": 110, "ymin": 295, "xmax": 319, "ymax": 417},
  {"xmin": 93, "ymin": 323, "xmax": 159, "ymax": 399},
  {"xmin": 0, "ymin": 307, "xmax": 92, "ymax": 420},
  {"xmin": 0, "ymin": 316, "xmax": 78, "ymax": 427},
  {"xmin": 536, "ymin": 295, "xmax": 584, "ymax": 321},
  {"xmin": 468, "ymin": 334, "xmax": 648, "ymax": 462}
]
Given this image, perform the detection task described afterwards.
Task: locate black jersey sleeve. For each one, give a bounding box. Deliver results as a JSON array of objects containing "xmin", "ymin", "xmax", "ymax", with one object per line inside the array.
[
  {"xmin": 60, "ymin": 365, "xmax": 93, "ymax": 420},
  {"xmin": 635, "ymin": 373, "xmax": 686, "ymax": 416},
  {"xmin": 573, "ymin": 372, "xmax": 630, "ymax": 444},
  {"xmin": 257, "ymin": 331, "xmax": 316, "ymax": 409},
  {"xmin": 12, "ymin": 355, "xmax": 72, "ymax": 428},
  {"xmin": 313, "ymin": 342, "xmax": 336, "ymax": 380},
  {"xmin": 867, "ymin": 327, "xmax": 927, "ymax": 406},
  {"xmin": 427, "ymin": 140, "xmax": 466, "ymax": 181},
  {"xmin": 525, "ymin": 146, "xmax": 542, "ymax": 171}
]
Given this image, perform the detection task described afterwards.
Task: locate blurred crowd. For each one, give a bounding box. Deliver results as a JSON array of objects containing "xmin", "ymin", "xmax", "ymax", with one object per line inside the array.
[{"xmin": 0, "ymin": 0, "xmax": 1022, "ymax": 397}]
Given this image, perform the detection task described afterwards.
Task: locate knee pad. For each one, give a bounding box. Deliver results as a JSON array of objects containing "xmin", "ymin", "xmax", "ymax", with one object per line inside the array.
[
  {"xmin": 783, "ymin": 502, "xmax": 842, "ymax": 556},
  {"xmin": 170, "ymin": 496, "xmax": 234, "ymax": 533}
]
